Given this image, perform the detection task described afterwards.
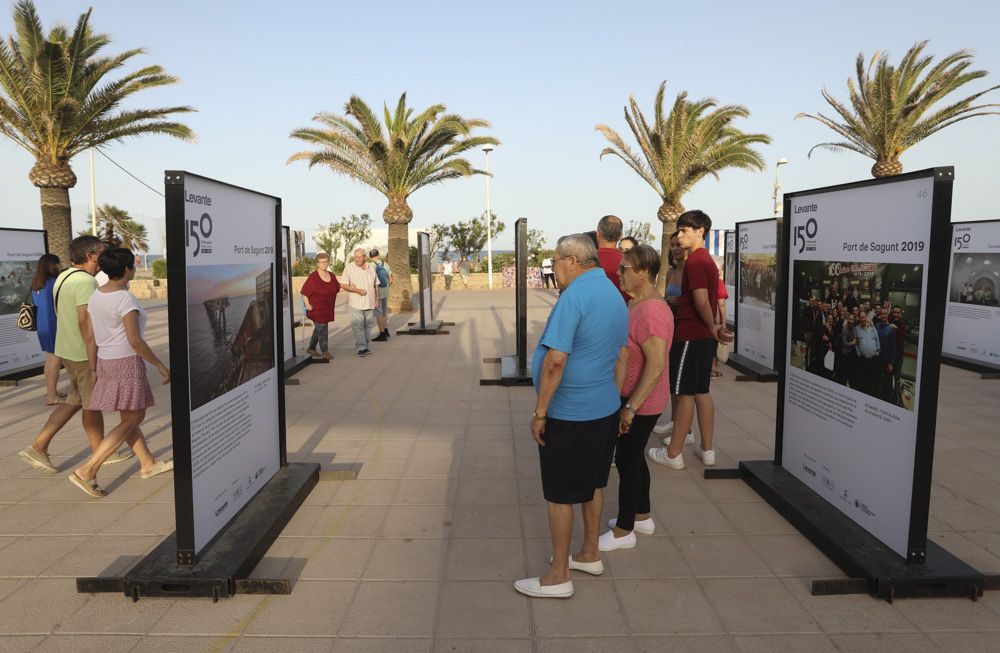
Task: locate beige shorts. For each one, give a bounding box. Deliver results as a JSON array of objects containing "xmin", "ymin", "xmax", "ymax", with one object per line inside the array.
[{"xmin": 63, "ymin": 359, "xmax": 95, "ymax": 408}]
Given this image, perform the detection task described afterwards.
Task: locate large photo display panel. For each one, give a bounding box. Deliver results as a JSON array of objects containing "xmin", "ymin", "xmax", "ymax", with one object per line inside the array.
[
  {"xmin": 0, "ymin": 229, "xmax": 47, "ymax": 375},
  {"xmin": 724, "ymin": 230, "xmax": 736, "ymax": 326},
  {"xmin": 736, "ymin": 219, "xmax": 777, "ymax": 369},
  {"xmin": 173, "ymin": 173, "xmax": 282, "ymax": 556},
  {"xmin": 782, "ymin": 173, "xmax": 939, "ymax": 559},
  {"xmin": 943, "ymin": 220, "xmax": 1000, "ymax": 370}
]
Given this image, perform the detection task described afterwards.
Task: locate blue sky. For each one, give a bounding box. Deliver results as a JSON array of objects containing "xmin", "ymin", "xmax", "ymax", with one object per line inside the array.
[{"xmin": 2, "ymin": 0, "xmax": 999, "ymax": 254}]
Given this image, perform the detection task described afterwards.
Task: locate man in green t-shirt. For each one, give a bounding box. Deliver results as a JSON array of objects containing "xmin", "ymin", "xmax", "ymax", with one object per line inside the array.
[{"xmin": 18, "ymin": 236, "xmax": 132, "ymax": 473}]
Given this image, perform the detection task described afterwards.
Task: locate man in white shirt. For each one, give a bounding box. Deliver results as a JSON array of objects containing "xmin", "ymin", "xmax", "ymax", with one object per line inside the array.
[
  {"xmin": 541, "ymin": 257, "xmax": 556, "ymax": 289},
  {"xmin": 442, "ymin": 257, "xmax": 454, "ymax": 290},
  {"xmin": 340, "ymin": 248, "xmax": 379, "ymax": 357}
]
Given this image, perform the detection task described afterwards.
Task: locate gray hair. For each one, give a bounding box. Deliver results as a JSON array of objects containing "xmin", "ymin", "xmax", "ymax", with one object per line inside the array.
[{"xmin": 556, "ymin": 234, "xmax": 599, "ymax": 266}]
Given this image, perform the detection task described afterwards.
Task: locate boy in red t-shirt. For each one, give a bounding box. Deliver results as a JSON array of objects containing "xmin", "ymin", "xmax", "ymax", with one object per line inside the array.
[{"xmin": 647, "ymin": 210, "xmax": 732, "ymax": 471}]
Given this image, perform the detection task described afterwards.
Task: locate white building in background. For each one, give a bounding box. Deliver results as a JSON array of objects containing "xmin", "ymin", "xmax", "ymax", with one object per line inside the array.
[{"xmin": 356, "ymin": 226, "xmax": 429, "ymax": 255}]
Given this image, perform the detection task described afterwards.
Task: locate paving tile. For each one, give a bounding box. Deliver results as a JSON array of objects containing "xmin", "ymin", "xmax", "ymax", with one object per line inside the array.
[
  {"xmin": 891, "ymin": 594, "xmax": 1000, "ymax": 632},
  {"xmin": 243, "ymin": 580, "xmax": 356, "ymax": 636},
  {"xmin": 364, "ymin": 538, "xmax": 446, "ymax": 580},
  {"xmin": 529, "ymin": 578, "xmax": 627, "ymax": 637},
  {"xmin": 95, "ymin": 503, "xmax": 176, "ymax": 536},
  {"xmin": 927, "ymin": 631, "xmax": 1000, "ymax": 652},
  {"xmin": 314, "ymin": 505, "xmax": 391, "ymax": 538},
  {"xmin": 230, "ymin": 636, "xmax": 335, "ymax": 652},
  {"xmin": 393, "ymin": 479, "xmax": 459, "ymax": 506},
  {"xmin": 129, "ymin": 635, "xmax": 236, "ymax": 652},
  {"xmin": 339, "ymin": 581, "xmax": 439, "ymax": 637},
  {"xmin": 0, "ymin": 502, "xmax": 75, "ymax": 536},
  {"xmin": 33, "ymin": 634, "xmax": 139, "ymax": 652},
  {"xmin": 332, "ymin": 638, "xmax": 431, "ymax": 652},
  {"xmin": 634, "ymin": 636, "xmax": 737, "ymax": 652},
  {"xmin": 149, "ymin": 594, "xmax": 267, "ymax": 635},
  {"xmin": 701, "ymin": 479, "xmax": 765, "ymax": 503},
  {"xmin": 0, "ymin": 635, "xmax": 46, "ymax": 652},
  {"xmin": 827, "ymin": 632, "xmax": 940, "ymax": 652},
  {"xmin": 537, "ymin": 637, "xmax": 638, "ymax": 652},
  {"xmin": 380, "ymin": 506, "xmax": 452, "ymax": 538},
  {"xmin": 603, "ymin": 534, "xmax": 692, "ymax": 579},
  {"xmin": 435, "ymin": 581, "xmax": 529, "ymax": 638},
  {"xmin": 54, "ymin": 592, "xmax": 173, "ymax": 634},
  {"xmin": 0, "ymin": 578, "xmax": 91, "ymax": 634},
  {"xmin": 732, "ymin": 634, "xmax": 838, "ymax": 652},
  {"xmin": 653, "ymin": 502, "xmax": 737, "ymax": 536},
  {"xmin": 455, "ymin": 478, "xmax": 518, "ymax": 505},
  {"xmin": 0, "ymin": 535, "xmax": 88, "ymax": 577},
  {"xmin": 744, "ymin": 534, "xmax": 842, "ymax": 577},
  {"xmin": 779, "ymin": 578, "xmax": 916, "ymax": 633},
  {"xmin": 434, "ymin": 639, "xmax": 530, "ymax": 652},
  {"xmin": 404, "ymin": 459, "xmax": 459, "ymax": 480},
  {"xmin": 444, "ymin": 538, "xmax": 525, "ymax": 581},
  {"xmin": 699, "ymin": 578, "xmax": 821, "ymax": 634},
  {"xmin": 450, "ymin": 505, "xmax": 521, "ymax": 539},
  {"xmin": 459, "ymin": 456, "xmax": 516, "ymax": 480},
  {"xmin": 326, "ymin": 479, "xmax": 400, "ymax": 506},
  {"xmin": 717, "ymin": 503, "xmax": 797, "ymax": 535},
  {"xmin": 673, "ymin": 535, "xmax": 772, "ymax": 577},
  {"xmin": 616, "ymin": 579, "xmax": 725, "ymax": 635}
]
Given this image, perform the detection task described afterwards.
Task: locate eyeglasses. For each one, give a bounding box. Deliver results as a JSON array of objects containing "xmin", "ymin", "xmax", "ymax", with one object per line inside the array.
[{"xmin": 618, "ymin": 264, "xmax": 635, "ymax": 272}]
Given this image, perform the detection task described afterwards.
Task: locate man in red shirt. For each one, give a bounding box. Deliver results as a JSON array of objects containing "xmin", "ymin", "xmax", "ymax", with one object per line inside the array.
[
  {"xmin": 647, "ymin": 210, "xmax": 732, "ymax": 471},
  {"xmin": 595, "ymin": 215, "xmax": 629, "ymax": 303}
]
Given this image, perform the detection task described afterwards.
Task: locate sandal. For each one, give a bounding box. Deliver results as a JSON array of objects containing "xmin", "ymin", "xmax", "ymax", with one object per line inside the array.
[
  {"xmin": 140, "ymin": 459, "xmax": 174, "ymax": 479},
  {"xmin": 711, "ymin": 370, "xmax": 723, "ymax": 378},
  {"xmin": 68, "ymin": 472, "xmax": 106, "ymax": 498}
]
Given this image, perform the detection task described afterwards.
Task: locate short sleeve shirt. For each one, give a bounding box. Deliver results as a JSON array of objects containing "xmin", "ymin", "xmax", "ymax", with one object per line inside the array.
[
  {"xmin": 596, "ymin": 247, "xmax": 629, "ymax": 303},
  {"xmin": 531, "ymin": 268, "xmax": 628, "ymax": 421},
  {"xmin": 621, "ymin": 300, "xmax": 674, "ymax": 415},
  {"xmin": 674, "ymin": 248, "xmax": 719, "ymax": 342},
  {"xmin": 341, "ymin": 262, "xmax": 378, "ymax": 310},
  {"xmin": 54, "ymin": 268, "xmax": 99, "ymax": 361},
  {"xmin": 87, "ymin": 289, "xmax": 146, "ymax": 359}
]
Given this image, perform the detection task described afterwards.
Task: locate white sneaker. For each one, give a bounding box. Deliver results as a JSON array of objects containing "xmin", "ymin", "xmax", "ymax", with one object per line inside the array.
[
  {"xmin": 608, "ymin": 517, "xmax": 655, "ymax": 535},
  {"xmin": 652, "ymin": 420, "xmax": 674, "ymax": 435},
  {"xmin": 598, "ymin": 529, "xmax": 637, "ymax": 551},
  {"xmin": 662, "ymin": 432, "xmax": 696, "ymax": 447},
  {"xmin": 693, "ymin": 448, "xmax": 716, "ymax": 466},
  {"xmin": 646, "ymin": 447, "xmax": 685, "ymax": 470}
]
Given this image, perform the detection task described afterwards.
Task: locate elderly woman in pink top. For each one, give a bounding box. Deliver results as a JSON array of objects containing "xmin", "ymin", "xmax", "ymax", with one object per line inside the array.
[{"xmin": 603, "ymin": 244, "xmax": 674, "ymax": 551}]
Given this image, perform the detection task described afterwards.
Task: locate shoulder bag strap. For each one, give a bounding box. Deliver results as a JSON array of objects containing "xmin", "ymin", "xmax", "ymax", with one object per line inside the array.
[{"xmin": 54, "ymin": 269, "xmax": 85, "ymax": 311}]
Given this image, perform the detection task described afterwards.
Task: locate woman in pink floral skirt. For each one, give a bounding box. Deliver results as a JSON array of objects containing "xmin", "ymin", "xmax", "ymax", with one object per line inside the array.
[{"xmin": 68, "ymin": 248, "xmax": 173, "ymax": 497}]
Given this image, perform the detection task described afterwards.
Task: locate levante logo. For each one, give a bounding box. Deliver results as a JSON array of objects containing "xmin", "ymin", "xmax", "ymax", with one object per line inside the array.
[
  {"xmin": 187, "ymin": 212, "xmax": 213, "ymax": 257},
  {"xmin": 794, "ymin": 214, "xmax": 818, "ymax": 254}
]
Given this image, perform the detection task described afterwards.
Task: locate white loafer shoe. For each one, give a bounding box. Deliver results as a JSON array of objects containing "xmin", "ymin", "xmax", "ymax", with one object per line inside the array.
[
  {"xmin": 609, "ymin": 517, "xmax": 655, "ymax": 535},
  {"xmin": 514, "ymin": 577, "xmax": 574, "ymax": 598},
  {"xmin": 548, "ymin": 554, "xmax": 605, "ymax": 576},
  {"xmin": 647, "ymin": 447, "xmax": 685, "ymax": 470},
  {"xmin": 599, "ymin": 529, "xmax": 637, "ymax": 551}
]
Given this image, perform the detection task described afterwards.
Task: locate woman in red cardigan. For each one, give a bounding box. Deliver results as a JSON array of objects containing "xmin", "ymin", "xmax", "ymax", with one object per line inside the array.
[{"xmin": 300, "ymin": 253, "xmax": 341, "ymax": 359}]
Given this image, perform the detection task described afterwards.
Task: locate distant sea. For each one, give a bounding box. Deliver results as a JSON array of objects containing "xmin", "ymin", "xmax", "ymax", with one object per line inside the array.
[{"xmin": 187, "ymin": 293, "xmax": 254, "ymax": 410}]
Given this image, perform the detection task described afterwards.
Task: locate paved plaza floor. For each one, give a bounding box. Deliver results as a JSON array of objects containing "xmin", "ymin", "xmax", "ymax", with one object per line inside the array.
[{"xmin": 1, "ymin": 288, "xmax": 999, "ymax": 652}]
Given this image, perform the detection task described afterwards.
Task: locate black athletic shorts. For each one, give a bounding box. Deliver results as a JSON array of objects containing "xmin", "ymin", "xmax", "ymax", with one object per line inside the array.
[
  {"xmin": 669, "ymin": 337, "xmax": 716, "ymax": 395},
  {"xmin": 538, "ymin": 411, "xmax": 618, "ymax": 504}
]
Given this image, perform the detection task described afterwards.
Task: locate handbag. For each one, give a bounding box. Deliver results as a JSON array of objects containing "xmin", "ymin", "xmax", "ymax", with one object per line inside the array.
[
  {"xmin": 16, "ymin": 290, "xmax": 36, "ymax": 331},
  {"xmin": 716, "ymin": 341, "xmax": 729, "ymax": 363},
  {"xmin": 823, "ymin": 349, "xmax": 835, "ymax": 371}
]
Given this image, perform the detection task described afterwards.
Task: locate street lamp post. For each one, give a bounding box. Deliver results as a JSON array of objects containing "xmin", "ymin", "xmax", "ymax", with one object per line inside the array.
[
  {"xmin": 90, "ymin": 148, "xmax": 97, "ymax": 235},
  {"xmin": 483, "ymin": 145, "xmax": 494, "ymax": 289},
  {"xmin": 773, "ymin": 158, "xmax": 789, "ymax": 217}
]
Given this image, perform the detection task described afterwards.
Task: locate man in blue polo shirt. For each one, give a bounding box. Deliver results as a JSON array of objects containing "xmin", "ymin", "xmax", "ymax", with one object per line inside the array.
[{"xmin": 514, "ymin": 233, "xmax": 628, "ymax": 600}]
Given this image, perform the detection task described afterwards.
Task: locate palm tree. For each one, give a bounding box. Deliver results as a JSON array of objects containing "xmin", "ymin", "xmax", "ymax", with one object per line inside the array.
[
  {"xmin": 86, "ymin": 204, "xmax": 149, "ymax": 252},
  {"xmin": 0, "ymin": 1, "xmax": 194, "ymax": 262},
  {"xmin": 288, "ymin": 93, "xmax": 499, "ymax": 311},
  {"xmin": 797, "ymin": 41, "xmax": 1000, "ymax": 178},
  {"xmin": 597, "ymin": 82, "xmax": 771, "ymax": 287}
]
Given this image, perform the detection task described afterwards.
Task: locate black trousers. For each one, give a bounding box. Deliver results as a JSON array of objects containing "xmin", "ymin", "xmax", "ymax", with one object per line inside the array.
[{"xmin": 615, "ymin": 398, "xmax": 660, "ymax": 532}]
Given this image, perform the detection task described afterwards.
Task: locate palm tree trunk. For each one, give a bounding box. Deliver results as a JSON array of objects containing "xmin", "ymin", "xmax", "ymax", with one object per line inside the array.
[
  {"xmin": 40, "ymin": 187, "xmax": 73, "ymax": 263},
  {"xmin": 384, "ymin": 197, "xmax": 414, "ymax": 312},
  {"xmin": 871, "ymin": 159, "xmax": 903, "ymax": 178},
  {"xmin": 656, "ymin": 200, "xmax": 685, "ymax": 293}
]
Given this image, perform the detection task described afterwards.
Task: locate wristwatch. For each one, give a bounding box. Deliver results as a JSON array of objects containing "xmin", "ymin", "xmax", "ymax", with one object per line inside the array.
[
  {"xmin": 624, "ymin": 402, "xmax": 637, "ymax": 414},
  {"xmin": 532, "ymin": 411, "xmax": 547, "ymax": 420}
]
